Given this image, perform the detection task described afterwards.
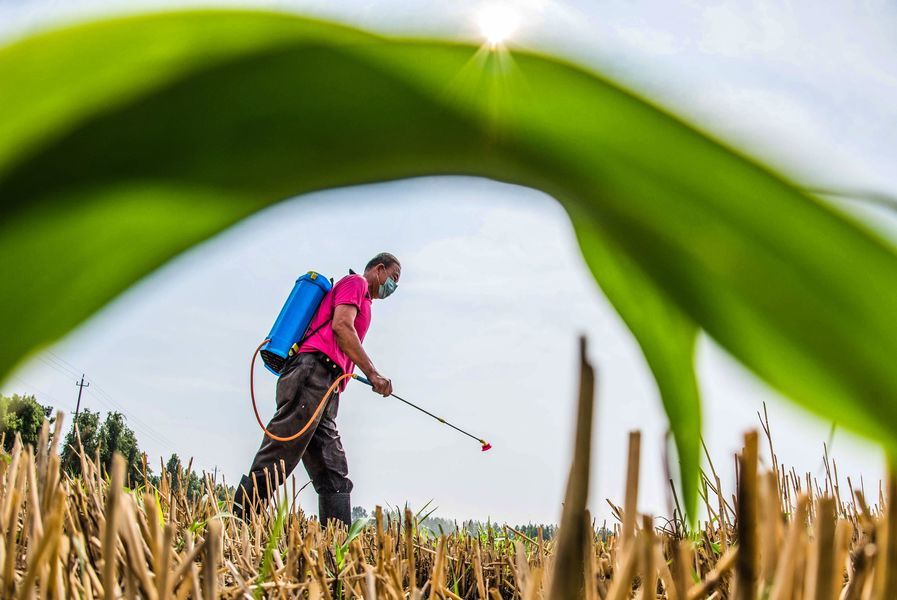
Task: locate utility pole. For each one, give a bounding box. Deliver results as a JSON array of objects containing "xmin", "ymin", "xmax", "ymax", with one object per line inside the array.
[{"xmin": 74, "ymin": 374, "xmax": 89, "ymax": 421}]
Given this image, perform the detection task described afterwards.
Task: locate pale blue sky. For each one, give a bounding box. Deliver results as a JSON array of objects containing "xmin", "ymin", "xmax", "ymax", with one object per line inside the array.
[{"xmin": 2, "ymin": 0, "xmax": 896, "ymax": 523}]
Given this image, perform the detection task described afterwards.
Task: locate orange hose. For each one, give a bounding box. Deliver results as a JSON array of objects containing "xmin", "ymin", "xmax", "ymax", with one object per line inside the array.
[{"xmin": 250, "ymin": 339, "xmax": 353, "ymax": 442}]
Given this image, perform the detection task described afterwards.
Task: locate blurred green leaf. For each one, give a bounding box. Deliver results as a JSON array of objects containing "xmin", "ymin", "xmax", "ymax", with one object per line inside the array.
[
  {"xmin": 2, "ymin": 11, "xmax": 897, "ymax": 522},
  {"xmin": 568, "ymin": 207, "xmax": 701, "ymax": 520}
]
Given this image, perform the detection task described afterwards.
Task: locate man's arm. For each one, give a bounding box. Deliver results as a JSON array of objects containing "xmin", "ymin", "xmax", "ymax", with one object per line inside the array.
[{"xmin": 332, "ymin": 304, "xmax": 393, "ymax": 396}]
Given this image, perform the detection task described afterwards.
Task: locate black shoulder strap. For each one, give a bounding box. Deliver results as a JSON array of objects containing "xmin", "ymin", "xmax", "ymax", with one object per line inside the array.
[
  {"xmin": 307, "ymin": 282, "xmax": 337, "ymax": 339},
  {"xmin": 285, "ymin": 281, "xmax": 338, "ymax": 365},
  {"xmin": 302, "ymin": 270, "xmax": 355, "ymax": 344},
  {"xmin": 299, "ymin": 315, "xmax": 331, "ymax": 347}
]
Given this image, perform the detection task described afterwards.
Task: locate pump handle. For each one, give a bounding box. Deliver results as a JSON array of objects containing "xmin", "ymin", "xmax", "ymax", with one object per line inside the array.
[{"xmin": 353, "ymin": 374, "xmax": 373, "ymax": 386}]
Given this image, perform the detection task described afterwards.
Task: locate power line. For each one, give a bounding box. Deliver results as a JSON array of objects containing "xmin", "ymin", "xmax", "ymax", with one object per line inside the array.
[
  {"xmin": 33, "ymin": 350, "xmax": 177, "ymax": 449},
  {"xmin": 45, "ymin": 350, "xmax": 82, "ymax": 377},
  {"xmin": 83, "ymin": 388, "xmax": 175, "ymax": 449},
  {"xmin": 73, "ymin": 384, "xmax": 174, "ymax": 450},
  {"xmin": 38, "ymin": 355, "xmax": 79, "ymax": 379},
  {"xmin": 64, "ymin": 360, "xmax": 173, "ymax": 444},
  {"xmin": 5, "ymin": 376, "xmax": 73, "ymax": 412},
  {"xmin": 84, "ymin": 383, "xmax": 176, "ymax": 448},
  {"xmin": 18, "ymin": 351, "xmax": 188, "ymax": 468}
]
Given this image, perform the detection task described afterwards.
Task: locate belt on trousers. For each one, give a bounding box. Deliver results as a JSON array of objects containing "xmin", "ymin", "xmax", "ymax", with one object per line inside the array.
[{"xmin": 310, "ymin": 351, "xmax": 343, "ymax": 377}]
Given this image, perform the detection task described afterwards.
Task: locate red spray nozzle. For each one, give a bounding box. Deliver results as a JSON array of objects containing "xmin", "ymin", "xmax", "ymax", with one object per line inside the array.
[{"xmin": 481, "ymin": 442, "xmax": 492, "ymax": 452}]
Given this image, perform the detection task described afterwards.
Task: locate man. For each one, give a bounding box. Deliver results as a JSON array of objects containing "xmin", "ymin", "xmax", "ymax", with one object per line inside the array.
[{"xmin": 234, "ymin": 252, "xmax": 401, "ymax": 526}]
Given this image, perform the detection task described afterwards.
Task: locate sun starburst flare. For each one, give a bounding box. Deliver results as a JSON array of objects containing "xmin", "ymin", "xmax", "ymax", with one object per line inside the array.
[{"xmin": 477, "ymin": 4, "xmax": 520, "ymax": 48}]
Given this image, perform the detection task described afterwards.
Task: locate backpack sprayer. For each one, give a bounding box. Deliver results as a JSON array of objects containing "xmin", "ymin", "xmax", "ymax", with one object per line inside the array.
[{"xmin": 250, "ymin": 271, "xmax": 492, "ymax": 451}]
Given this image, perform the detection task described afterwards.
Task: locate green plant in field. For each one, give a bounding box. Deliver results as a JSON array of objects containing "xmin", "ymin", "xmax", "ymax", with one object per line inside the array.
[
  {"xmin": 254, "ymin": 498, "xmax": 287, "ymax": 598},
  {"xmin": 2, "ymin": 10, "xmax": 897, "ymax": 521},
  {"xmin": 334, "ymin": 516, "xmax": 369, "ymax": 571},
  {"xmin": 416, "ymin": 499, "xmax": 439, "ymax": 524},
  {"xmin": 188, "ymin": 512, "xmax": 234, "ymax": 535}
]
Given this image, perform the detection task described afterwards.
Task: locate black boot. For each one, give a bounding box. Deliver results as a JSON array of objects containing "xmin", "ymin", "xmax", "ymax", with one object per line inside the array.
[
  {"xmin": 318, "ymin": 492, "xmax": 351, "ymax": 527},
  {"xmin": 233, "ymin": 474, "xmax": 271, "ymax": 520}
]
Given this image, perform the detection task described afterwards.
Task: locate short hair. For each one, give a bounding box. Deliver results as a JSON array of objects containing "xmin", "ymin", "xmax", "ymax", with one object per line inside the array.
[{"xmin": 364, "ymin": 252, "xmax": 400, "ymax": 272}]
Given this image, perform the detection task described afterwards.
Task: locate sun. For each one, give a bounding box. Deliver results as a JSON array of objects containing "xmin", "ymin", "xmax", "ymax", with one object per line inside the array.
[{"xmin": 477, "ymin": 4, "xmax": 520, "ymax": 48}]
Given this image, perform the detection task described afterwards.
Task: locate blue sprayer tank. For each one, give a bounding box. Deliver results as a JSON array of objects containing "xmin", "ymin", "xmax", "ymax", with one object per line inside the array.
[{"xmin": 260, "ymin": 271, "xmax": 332, "ymax": 375}]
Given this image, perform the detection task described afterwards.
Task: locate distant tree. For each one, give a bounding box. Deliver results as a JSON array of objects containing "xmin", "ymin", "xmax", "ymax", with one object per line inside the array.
[
  {"xmin": 352, "ymin": 506, "xmax": 369, "ymax": 521},
  {"xmin": 99, "ymin": 412, "xmax": 145, "ymax": 486},
  {"xmin": 413, "ymin": 515, "xmax": 560, "ymax": 541},
  {"xmin": 164, "ymin": 453, "xmax": 204, "ymax": 500},
  {"xmin": 61, "ymin": 409, "xmax": 102, "ymax": 476},
  {"xmin": 61, "ymin": 410, "xmax": 149, "ymax": 486},
  {"xmin": 166, "ymin": 453, "xmax": 181, "ymax": 481},
  {"xmin": 0, "ymin": 393, "xmax": 53, "ymax": 451},
  {"xmin": 513, "ymin": 523, "xmax": 557, "ymax": 540}
]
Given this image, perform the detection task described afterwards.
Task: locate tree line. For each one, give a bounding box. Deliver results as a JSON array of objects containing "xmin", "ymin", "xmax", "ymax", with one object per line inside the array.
[
  {"xmin": 0, "ymin": 393, "xmax": 206, "ymax": 498},
  {"xmin": 350, "ymin": 506, "xmax": 561, "ymax": 540}
]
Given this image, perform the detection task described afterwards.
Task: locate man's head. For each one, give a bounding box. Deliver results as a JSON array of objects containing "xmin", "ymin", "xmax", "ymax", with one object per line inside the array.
[{"xmin": 363, "ymin": 252, "xmax": 401, "ymax": 300}]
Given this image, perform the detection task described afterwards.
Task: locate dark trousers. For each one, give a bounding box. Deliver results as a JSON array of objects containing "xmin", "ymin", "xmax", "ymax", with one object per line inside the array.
[{"xmin": 235, "ymin": 353, "xmax": 352, "ymax": 515}]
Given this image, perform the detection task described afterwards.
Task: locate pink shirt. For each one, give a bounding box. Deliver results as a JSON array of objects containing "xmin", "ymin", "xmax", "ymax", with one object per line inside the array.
[{"xmin": 298, "ymin": 274, "xmax": 372, "ymax": 388}]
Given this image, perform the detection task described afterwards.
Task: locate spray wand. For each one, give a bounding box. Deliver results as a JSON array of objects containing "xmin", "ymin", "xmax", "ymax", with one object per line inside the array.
[
  {"xmin": 251, "ymin": 340, "xmax": 491, "ymax": 450},
  {"xmin": 352, "ymin": 374, "xmax": 492, "ymax": 451}
]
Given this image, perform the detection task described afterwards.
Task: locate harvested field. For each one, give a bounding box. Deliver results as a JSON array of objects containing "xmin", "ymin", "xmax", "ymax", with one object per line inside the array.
[{"xmin": 0, "ymin": 344, "xmax": 894, "ymax": 598}]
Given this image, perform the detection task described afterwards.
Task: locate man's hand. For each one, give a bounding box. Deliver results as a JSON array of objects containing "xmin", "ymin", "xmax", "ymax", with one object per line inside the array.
[{"xmin": 369, "ymin": 373, "xmax": 393, "ymax": 397}]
